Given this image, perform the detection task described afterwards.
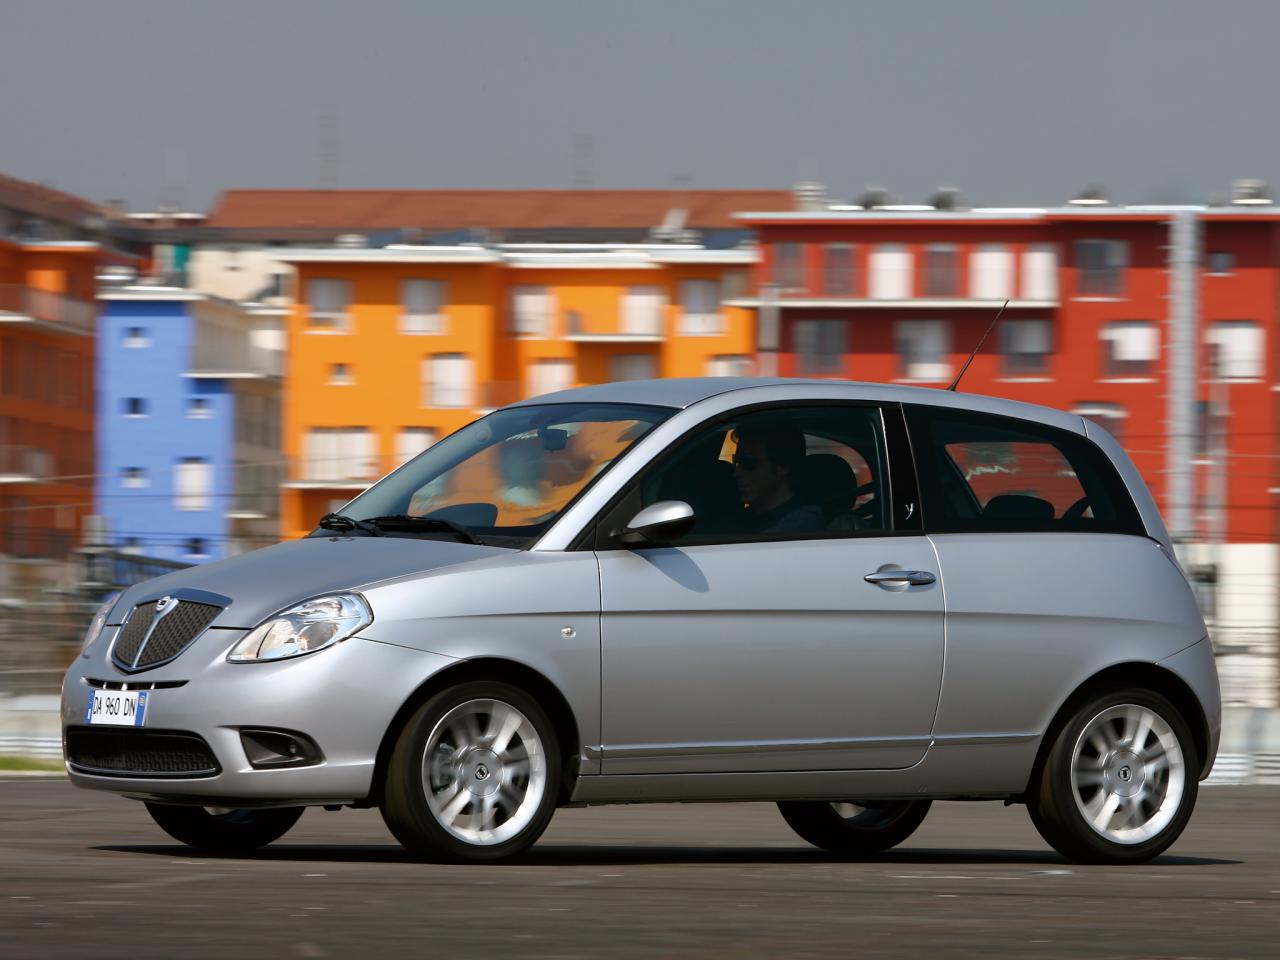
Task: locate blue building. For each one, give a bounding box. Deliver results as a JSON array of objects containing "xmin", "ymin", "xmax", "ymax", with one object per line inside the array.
[{"xmin": 95, "ymin": 287, "xmax": 283, "ymax": 563}]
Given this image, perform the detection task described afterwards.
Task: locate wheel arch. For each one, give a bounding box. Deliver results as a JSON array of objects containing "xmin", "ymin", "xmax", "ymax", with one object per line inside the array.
[
  {"xmin": 363, "ymin": 656, "xmax": 583, "ymax": 808},
  {"xmin": 1022, "ymin": 661, "xmax": 1212, "ymax": 798}
]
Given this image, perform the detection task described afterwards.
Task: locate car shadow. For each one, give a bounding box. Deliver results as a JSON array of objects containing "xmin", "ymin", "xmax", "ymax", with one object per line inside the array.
[{"xmin": 95, "ymin": 843, "xmax": 1240, "ymax": 868}]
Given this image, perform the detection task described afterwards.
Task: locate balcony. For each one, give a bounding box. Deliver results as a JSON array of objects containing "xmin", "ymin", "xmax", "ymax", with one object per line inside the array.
[
  {"xmin": 0, "ymin": 446, "xmax": 53, "ymax": 484},
  {"xmin": 0, "ymin": 285, "xmax": 96, "ymax": 335},
  {"xmin": 562, "ymin": 304, "xmax": 665, "ymax": 343}
]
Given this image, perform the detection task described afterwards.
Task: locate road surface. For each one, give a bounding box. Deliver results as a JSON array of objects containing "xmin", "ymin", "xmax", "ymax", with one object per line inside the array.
[{"xmin": 1, "ymin": 778, "xmax": 1276, "ymax": 959}]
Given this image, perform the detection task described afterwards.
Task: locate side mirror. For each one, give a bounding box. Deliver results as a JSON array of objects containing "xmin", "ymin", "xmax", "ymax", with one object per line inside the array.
[{"xmin": 618, "ymin": 500, "xmax": 695, "ymax": 547}]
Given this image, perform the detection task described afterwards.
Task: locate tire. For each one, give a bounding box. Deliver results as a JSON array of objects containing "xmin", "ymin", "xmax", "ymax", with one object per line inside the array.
[
  {"xmin": 144, "ymin": 803, "xmax": 303, "ymax": 852},
  {"xmin": 380, "ymin": 681, "xmax": 560, "ymax": 863},
  {"xmin": 777, "ymin": 799, "xmax": 932, "ymax": 856},
  {"xmin": 1028, "ymin": 686, "xmax": 1199, "ymax": 864}
]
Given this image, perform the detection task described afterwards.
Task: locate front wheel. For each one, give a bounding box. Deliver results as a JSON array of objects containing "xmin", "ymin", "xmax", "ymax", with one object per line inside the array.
[
  {"xmin": 1028, "ymin": 687, "xmax": 1198, "ymax": 864},
  {"xmin": 144, "ymin": 803, "xmax": 303, "ymax": 852},
  {"xmin": 777, "ymin": 799, "xmax": 932, "ymax": 856},
  {"xmin": 380, "ymin": 681, "xmax": 560, "ymax": 863}
]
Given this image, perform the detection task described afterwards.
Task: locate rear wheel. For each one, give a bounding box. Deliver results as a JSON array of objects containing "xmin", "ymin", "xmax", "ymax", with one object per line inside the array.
[
  {"xmin": 144, "ymin": 803, "xmax": 303, "ymax": 852},
  {"xmin": 380, "ymin": 681, "xmax": 560, "ymax": 863},
  {"xmin": 777, "ymin": 799, "xmax": 932, "ymax": 856},
  {"xmin": 1028, "ymin": 687, "xmax": 1198, "ymax": 864}
]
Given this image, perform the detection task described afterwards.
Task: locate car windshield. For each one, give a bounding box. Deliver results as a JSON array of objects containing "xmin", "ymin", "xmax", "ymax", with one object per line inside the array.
[{"xmin": 332, "ymin": 402, "xmax": 670, "ymax": 547}]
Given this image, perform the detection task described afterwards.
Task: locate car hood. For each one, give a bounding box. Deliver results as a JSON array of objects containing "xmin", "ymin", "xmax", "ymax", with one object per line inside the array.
[{"xmin": 106, "ymin": 535, "xmax": 515, "ymax": 629}]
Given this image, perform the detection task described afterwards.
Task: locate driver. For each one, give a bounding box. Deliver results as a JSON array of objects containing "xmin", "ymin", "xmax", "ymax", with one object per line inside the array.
[{"xmin": 731, "ymin": 421, "xmax": 824, "ymax": 533}]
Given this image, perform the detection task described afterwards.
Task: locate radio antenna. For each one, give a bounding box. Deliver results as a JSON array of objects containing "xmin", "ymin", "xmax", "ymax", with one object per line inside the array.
[{"xmin": 947, "ymin": 299, "xmax": 1009, "ymax": 392}]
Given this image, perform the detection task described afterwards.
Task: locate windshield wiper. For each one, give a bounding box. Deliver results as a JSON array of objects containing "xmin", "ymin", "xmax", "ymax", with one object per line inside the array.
[
  {"xmin": 361, "ymin": 515, "xmax": 482, "ymax": 545},
  {"xmin": 317, "ymin": 513, "xmax": 383, "ymax": 537}
]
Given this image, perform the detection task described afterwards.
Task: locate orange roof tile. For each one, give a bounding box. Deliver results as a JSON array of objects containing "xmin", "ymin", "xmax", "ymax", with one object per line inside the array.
[
  {"xmin": 0, "ymin": 171, "xmax": 104, "ymax": 225},
  {"xmin": 205, "ymin": 189, "xmax": 794, "ymax": 232}
]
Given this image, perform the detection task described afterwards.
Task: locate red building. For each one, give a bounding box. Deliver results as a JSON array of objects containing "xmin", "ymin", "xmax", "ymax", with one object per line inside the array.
[{"xmin": 735, "ymin": 198, "xmax": 1280, "ymax": 703}]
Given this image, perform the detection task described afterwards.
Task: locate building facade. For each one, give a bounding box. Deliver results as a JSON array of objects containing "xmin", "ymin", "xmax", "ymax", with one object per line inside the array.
[
  {"xmin": 0, "ymin": 174, "xmax": 120, "ymax": 561},
  {"xmin": 736, "ymin": 201, "xmax": 1280, "ymax": 705},
  {"xmin": 95, "ymin": 287, "xmax": 283, "ymax": 562},
  {"xmin": 274, "ymin": 242, "xmax": 759, "ymax": 538}
]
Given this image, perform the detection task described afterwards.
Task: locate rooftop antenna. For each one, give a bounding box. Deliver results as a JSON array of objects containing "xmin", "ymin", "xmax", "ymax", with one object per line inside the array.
[{"xmin": 947, "ymin": 299, "xmax": 1009, "ymax": 392}]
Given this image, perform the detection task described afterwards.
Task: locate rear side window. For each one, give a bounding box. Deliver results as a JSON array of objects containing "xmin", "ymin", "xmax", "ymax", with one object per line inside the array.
[{"xmin": 904, "ymin": 405, "xmax": 1144, "ymax": 535}]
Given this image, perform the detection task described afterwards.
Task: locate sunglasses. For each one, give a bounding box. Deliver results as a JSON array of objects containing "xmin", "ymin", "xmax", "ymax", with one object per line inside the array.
[{"xmin": 732, "ymin": 452, "xmax": 761, "ymax": 471}]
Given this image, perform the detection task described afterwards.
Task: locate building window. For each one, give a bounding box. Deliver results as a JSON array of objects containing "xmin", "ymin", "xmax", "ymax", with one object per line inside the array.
[
  {"xmin": 609, "ymin": 354, "xmax": 658, "ymax": 382},
  {"xmin": 924, "ymin": 245, "xmax": 959, "ymax": 297},
  {"xmin": 303, "ymin": 427, "xmax": 377, "ymax": 482},
  {"xmin": 185, "ymin": 537, "xmax": 209, "ymax": 559},
  {"xmin": 329, "ymin": 362, "xmax": 354, "ymax": 385},
  {"xmin": 123, "ymin": 326, "xmax": 150, "ymax": 348},
  {"xmin": 721, "ymin": 269, "xmax": 748, "ymax": 300},
  {"xmin": 822, "ymin": 244, "xmax": 855, "ymax": 295},
  {"xmin": 401, "ymin": 279, "xmax": 445, "ymax": 334},
  {"xmin": 512, "ymin": 286, "xmax": 553, "ymax": 336},
  {"xmin": 307, "ymin": 277, "xmax": 351, "ymax": 331},
  {"xmin": 1076, "ymin": 239, "xmax": 1128, "ymax": 296},
  {"xmin": 870, "ymin": 244, "xmax": 912, "ymax": 299},
  {"xmin": 424, "ymin": 353, "xmax": 473, "ymax": 407},
  {"xmin": 679, "ymin": 279, "xmax": 722, "ymax": 335},
  {"xmin": 123, "ymin": 397, "xmax": 148, "ymax": 417},
  {"xmin": 174, "ymin": 457, "xmax": 212, "ymax": 511},
  {"xmin": 622, "ymin": 286, "xmax": 664, "ymax": 336},
  {"xmin": 1001, "ymin": 319, "xmax": 1052, "ymax": 376},
  {"xmin": 1100, "ymin": 321, "xmax": 1158, "ymax": 378},
  {"xmin": 794, "ymin": 319, "xmax": 847, "ymax": 376},
  {"xmin": 1206, "ymin": 320, "xmax": 1264, "ymax": 380},
  {"xmin": 896, "ymin": 319, "xmax": 951, "ymax": 381},
  {"xmin": 187, "ymin": 397, "xmax": 213, "ymax": 419},
  {"xmin": 706, "ymin": 355, "xmax": 753, "ymax": 377},
  {"xmin": 120, "ymin": 466, "xmax": 149, "ymax": 489},
  {"xmin": 1021, "ymin": 244, "xmax": 1059, "ymax": 300},
  {"xmin": 527, "ymin": 358, "xmax": 574, "ymax": 398},
  {"xmin": 1074, "ymin": 402, "xmax": 1127, "ymax": 441},
  {"xmin": 774, "ymin": 243, "xmax": 806, "ymax": 293},
  {"xmin": 1206, "ymin": 251, "xmax": 1235, "ymax": 275},
  {"xmin": 970, "ymin": 243, "xmax": 1014, "ymax": 299},
  {"xmin": 395, "ymin": 427, "xmax": 436, "ymax": 466}
]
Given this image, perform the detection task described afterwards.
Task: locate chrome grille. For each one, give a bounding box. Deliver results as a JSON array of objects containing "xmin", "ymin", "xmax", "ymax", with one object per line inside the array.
[
  {"xmin": 112, "ymin": 603, "xmax": 156, "ymax": 667},
  {"xmin": 111, "ymin": 599, "xmax": 223, "ymax": 672}
]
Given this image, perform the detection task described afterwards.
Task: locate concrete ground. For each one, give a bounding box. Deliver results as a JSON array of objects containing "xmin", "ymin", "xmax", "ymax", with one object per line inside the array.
[{"xmin": 1, "ymin": 778, "xmax": 1276, "ymax": 959}]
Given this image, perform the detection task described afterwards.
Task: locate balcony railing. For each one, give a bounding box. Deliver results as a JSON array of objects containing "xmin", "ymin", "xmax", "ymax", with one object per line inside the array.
[
  {"xmin": 0, "ymin": 445, "xmax": 53, "ymax": 481},
  {"xmin": 0, "ymin": 285, "xmax": 95, "ymax": 335}
]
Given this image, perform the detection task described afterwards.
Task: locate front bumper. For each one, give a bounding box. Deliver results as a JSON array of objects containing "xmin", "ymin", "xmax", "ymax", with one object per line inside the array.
[{"xmin": 62, "ymin": 626, "xmax": 457, "ymax": 805}]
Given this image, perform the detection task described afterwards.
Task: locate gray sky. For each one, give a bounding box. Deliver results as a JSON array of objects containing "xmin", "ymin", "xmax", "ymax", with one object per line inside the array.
[{"xmin": 3, "ymin": 0, "xmax": 1278, "ymax": 211}]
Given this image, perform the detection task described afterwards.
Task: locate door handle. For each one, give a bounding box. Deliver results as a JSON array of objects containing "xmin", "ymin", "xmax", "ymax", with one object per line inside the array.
[{"xmin": 864, "ymin": 569, "xmax": 936, "ymax": 586}]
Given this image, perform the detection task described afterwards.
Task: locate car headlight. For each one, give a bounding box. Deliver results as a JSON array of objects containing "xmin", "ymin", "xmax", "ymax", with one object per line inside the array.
[
  {"xmin": 227, "ymin": 594, "xmax": 373, "ymax": 663},
  {"xmin": 80, "ymin": 597, "xmax": 116, "ymax": 657}
]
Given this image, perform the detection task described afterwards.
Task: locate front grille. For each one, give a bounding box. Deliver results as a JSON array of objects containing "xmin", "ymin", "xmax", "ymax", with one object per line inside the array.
[
  {"xmin": 64, "ymin": 727, "xmax": 221, "ymax": 778},
  {"xmin": 111, "ymin": 600, "xmax": 222, "ymax": 672}
]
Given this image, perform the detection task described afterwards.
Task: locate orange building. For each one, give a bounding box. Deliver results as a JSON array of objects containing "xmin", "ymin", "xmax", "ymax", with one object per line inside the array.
[
  {"xmin": 0, "ymin": 175, "xmax": 117, "ymax": 559},
  {"xmin": 275, "ymin": 243, "xmax": 759, "ymax": 537}
]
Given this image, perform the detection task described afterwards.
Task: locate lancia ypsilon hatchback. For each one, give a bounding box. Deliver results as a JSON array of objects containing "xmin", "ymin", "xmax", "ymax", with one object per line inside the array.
[{"xmin": 64, "ymin": 379, "xmax": 1219, "ymax": 864}]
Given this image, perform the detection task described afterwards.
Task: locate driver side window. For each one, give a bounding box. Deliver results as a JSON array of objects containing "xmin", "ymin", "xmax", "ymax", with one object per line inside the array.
[{"xmin": 624, "ymin": 405, "xmax": 891, "ymax": 546}]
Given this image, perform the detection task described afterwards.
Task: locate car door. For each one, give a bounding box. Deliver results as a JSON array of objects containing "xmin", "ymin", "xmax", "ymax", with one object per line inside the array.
[
  {"xmin": 595, "ymin": 402, "xmax": 945, "ymax": 775},
  {"xmin": 903, "ymin": 404, "xmax": 1201, "ymax": 748}
]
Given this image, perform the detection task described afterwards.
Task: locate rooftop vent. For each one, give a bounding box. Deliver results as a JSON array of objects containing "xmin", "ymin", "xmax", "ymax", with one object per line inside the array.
[
  {"xmin": 792, "ymin": 181, "xmax": 829, "ymax": 212},
  {"xmin": 855, "ymin": 186, "xmax": 892, "ymax": 209},
  {"xmin": 1068, "ymin": 185, "xmax": 1111, "ymax": 206},
  {"xmin": 929, "ymin": 187, "xmax": 964, "ymax": 211},
  {"xmin": 1231, "ymin": 179, "xmax": 1272, "ymax": 205}
]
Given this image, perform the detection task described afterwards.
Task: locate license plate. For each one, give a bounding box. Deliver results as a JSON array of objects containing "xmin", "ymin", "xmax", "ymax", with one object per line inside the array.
[{"xmin": 85, "ymin": 689, "xmax": 148, "ymax": 727}]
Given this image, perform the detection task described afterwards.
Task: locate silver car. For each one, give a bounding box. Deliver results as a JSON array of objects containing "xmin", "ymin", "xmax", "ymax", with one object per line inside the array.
[{"xmin": 63, "ymin": 378, "xmax": 1219, "ymax": 864}]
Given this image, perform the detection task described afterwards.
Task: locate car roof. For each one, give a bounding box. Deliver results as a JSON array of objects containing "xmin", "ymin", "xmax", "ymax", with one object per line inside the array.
[{"xmin": 512, "ymin": 377, "xmax": 1086, "ymax": 434}]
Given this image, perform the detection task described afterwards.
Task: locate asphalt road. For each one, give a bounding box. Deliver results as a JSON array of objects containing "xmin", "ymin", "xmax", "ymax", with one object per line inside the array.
[{"xmin": 1, "ymin": 778, "xmax": 1277, "ymax": 960}]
